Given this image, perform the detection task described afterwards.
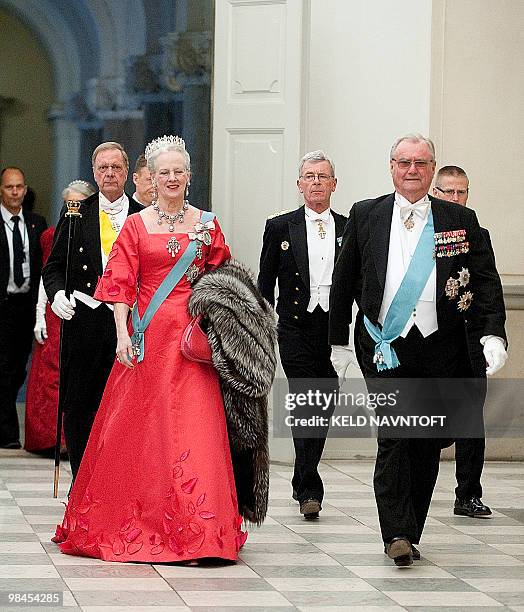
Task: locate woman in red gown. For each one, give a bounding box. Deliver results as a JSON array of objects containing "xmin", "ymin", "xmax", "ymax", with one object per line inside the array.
[
  {"xmin": 25, "ymin": 181, "xmax": 96, "ymax": 453},
  {"xmin": 53, "ymin": 137, "xmax": 246, "ymax": 563}
]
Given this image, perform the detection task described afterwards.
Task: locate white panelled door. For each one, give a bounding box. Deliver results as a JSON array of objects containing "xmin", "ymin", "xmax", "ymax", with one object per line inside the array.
[
  {"xmin": 212, "ymin": 0, "xmax": 304, "ymax": 463},
  {"xmin": 211, "ymin": 0, "xmax": 304, "ymax": 273}
]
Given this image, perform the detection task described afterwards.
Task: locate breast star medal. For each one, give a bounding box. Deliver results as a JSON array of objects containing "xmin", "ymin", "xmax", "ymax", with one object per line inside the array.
[{"xmin": 166, "ymin": 236, "xmax": 181, "ymax": 257}]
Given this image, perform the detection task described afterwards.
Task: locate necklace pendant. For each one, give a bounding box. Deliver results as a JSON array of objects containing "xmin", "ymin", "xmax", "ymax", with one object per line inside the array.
[
  {"xmin": 404, "ymin": 211, "xmax": 415, "ymax": 231},
  {"xmin": 157, "ymin": 218, "xmax": 162, "ymax": 225},
  {"xmin": 169, "ymin": 224, "xmax": 175, "ymax": 232}
]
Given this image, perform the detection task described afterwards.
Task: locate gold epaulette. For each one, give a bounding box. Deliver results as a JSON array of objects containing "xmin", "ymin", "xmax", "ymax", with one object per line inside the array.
[{"xmin": 267, "ymin": 209, "xmax": 293, "ymax": 219}]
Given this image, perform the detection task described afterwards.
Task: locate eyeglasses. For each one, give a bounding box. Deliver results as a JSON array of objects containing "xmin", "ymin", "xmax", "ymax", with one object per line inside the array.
[
  {"xmin": 96, "ymin": 164, "xmax": 125, "ymax": 174},
  {"xmin": 435, "ymin": 186, "xmax": 469, "ymax": 197},
  {"xmin": 391, "ymin": 159, "xmax": 434, "ymax": 170},
  {"xmin": 300, "ymin": 173, "xmax": 334, "ymax": 183}
]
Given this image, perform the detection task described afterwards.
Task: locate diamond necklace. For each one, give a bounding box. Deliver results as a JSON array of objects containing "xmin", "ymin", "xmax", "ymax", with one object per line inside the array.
[{"xmin": 153, "ymin": 200, "xmax": 189, "ymax": 232}]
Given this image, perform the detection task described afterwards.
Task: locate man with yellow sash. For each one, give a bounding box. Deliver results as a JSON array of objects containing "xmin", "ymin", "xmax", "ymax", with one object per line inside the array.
[{"xmin": 43, "ymin": 142, "xmax": 142, "ymax": 480}]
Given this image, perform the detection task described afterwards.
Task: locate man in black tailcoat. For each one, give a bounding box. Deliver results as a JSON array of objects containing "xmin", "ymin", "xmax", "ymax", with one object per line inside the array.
[
  {"xmin": 0, "ymin": 167, "xmax": 47, "ymax": 448},
  {"xmin": 258, "ymin": 150, "xmax": 348, "ymax": 519},
  {"xmin": 329, "ymin": 134, "xmax": 507, "ymax": 565},
  {"xmin": 43, "ymin": 142, "xmax": 142, "ymax": 479}
]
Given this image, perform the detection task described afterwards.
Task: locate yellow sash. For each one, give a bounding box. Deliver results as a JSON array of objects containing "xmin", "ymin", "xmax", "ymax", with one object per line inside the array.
[{"xmin": 99, "ymin": 210, "xmax": 118, "ymax": 256}]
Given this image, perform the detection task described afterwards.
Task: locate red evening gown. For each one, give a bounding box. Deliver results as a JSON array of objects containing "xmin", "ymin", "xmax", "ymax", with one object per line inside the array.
[
  {"xmin": 24, "ymin": 227, "xmax": 65, "ymax": 452},
  {"xmin": 52, "ymin": 212, "xmax": 247, "ymax": 562}
]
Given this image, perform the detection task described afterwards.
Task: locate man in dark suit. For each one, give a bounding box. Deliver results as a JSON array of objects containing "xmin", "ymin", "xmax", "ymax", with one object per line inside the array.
[
  {"xmin": 258, "ymin": 150, "xmax": 348, "ymax": 519},
  {"xmin": 43, "ymin": 142, "xmax": 142, "ymax": 479},
  {"xmin": 329, "ymin": 134, "xmax": 507, "ymax": 565},
  {"xmin": 0, "ymin": 167, "xmax": 47, "ymax": 448},
  {"xmin": 433, "ymin": 165, "xmax": 494, "ymax": 518},
  {"xmin": 132, "ymin": 154, "xmax": 154, "ymax": 207}
]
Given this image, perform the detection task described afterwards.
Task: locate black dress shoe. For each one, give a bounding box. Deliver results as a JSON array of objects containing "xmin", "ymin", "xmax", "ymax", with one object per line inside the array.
[
  {"xmin": 383, "ymin": 542, "xmax": 420, "ymax": 560},
  {"xmin": 0, "ymin": 441, "xmax": 21, "ymax": 449},
  {"xmin": 385, "ymin": 537, "xmax": 413, "ymax": 566},
  {"xmin": 300, "ymin": 498, "xmax": 321, "ymax": 519},
  {"xmin": 454, "ymin": 496, "xmax": 492, "ymax": 517}
]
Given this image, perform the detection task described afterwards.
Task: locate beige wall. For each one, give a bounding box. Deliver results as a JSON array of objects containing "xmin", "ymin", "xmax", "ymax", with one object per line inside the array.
[
  {"xmin": 0, "ymin": 9, "xmax": 54, "ymax": 220},
  {"xmin": 307, "ymin": 0, "xmax": 433, "ymax": 213},
  {"xmin": 430, "ymin": 0, "xmax": 524, "ymax": 284}
]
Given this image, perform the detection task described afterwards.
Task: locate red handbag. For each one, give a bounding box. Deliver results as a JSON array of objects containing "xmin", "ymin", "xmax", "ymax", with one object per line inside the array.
[{"xmin": 181, "ymin": 315, "xmax": 213, "ymax": 364}]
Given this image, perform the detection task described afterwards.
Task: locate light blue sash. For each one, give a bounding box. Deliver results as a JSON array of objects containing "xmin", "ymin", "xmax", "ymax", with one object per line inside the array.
[
  {"xmin": 131, "ymin": 211, "xmax": 215, "ymax": 362},
  {"xmin": 364, "ymin": 209, "xmax": 435, "ymax": 372}
]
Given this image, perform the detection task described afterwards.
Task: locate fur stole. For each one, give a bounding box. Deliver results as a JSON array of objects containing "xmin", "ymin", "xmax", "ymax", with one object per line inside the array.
[{"xmin": 189, "ymin": 259, "xmax": 277, "ymax": 524}]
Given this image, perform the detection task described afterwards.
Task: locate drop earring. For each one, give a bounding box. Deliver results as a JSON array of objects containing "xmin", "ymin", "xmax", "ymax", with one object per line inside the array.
[
  {"xmin": 152, "ymin": 181, "xmax": 158, "ymax": 203},
  {"xmin": 185, "ymin": 181, "xmax": 190, "ymax": 199}
]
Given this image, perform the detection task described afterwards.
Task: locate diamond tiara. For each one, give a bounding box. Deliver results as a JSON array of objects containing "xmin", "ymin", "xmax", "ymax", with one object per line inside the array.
[
  {"xmin": 67, "ymin": 180, "xmax": 91, "ymax": 189},
  {"xmin": 145, "ymin": 135, "xmax": 186, "ymax": 161}
]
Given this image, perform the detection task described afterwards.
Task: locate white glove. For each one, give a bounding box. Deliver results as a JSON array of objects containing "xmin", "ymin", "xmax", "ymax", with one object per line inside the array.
[
  {"xmin": 34, "ymin": 279, "xmax": 48, "ymax": 344},
  {"xmin": 34, "ymin": 316, "xmax": 47, "ymax": 344},
  {"xmin": 483, "ymin": 336, "xmax": 507, "ymax": 376},
  {"xmin": 51, "ymin": 290, "xmax": 76, "ymax": 320},
  {"xmin": 331, "ymin": 345, "xmax": 357, "ymax": 380}
]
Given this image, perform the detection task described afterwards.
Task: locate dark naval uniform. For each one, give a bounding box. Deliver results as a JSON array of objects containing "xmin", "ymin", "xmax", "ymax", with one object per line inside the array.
[{"xmin": 258, "ymin": 206, "xmax": 347, "ymax": 506}]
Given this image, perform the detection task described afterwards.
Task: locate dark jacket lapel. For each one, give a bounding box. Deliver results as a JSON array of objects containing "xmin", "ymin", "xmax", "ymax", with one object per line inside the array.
[
  {"xmin": 25, "ymin": 211, "xmax": 40, "ymax": 284},
  {"xmin": 0, "ymin": 220, "xmax": 9, "ymax": 296},
  {"xmin": 128, "ymin": 196, "xmax": 143, "ymax": 215},
  {"xmin": 81, "ymin": 193, "xmax": 103, "ymax": 276},
  {"xmin": 370, "ymin": 193, "xmax": 395, "ymax": 290},
  {"xmin": 288, "ymin": 207, "xmax": 309, "ymax": 289},
  {"xmin": 431, "ymin": 196, "xmax": 453, "ymax": 301},
  {"xmin": 333, "ymin": 211, "xmax": 346, "ymax": 260}
]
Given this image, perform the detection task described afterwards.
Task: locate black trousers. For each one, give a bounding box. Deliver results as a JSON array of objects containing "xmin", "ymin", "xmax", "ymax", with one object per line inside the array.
[
  {"xmin": 60, "ymin": 300, "xmax": 117, "ymax": 479},
  {"xmin": 455, "ymin": 437, "xmax": 485, "ymax": 499},
  {"xmin": 359, "ymin": 322, "xmax": 469, "ymax": 544},
  {"xmin": 0, "ymin": 293, "xmax": 35, "ymax": 445},
  {"xmin": 278, "ymin": 307, "xmax": 337, "ymax": 504}
]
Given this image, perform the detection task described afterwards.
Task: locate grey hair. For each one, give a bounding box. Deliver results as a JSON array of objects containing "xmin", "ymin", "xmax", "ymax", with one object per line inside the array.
[
  {"xmin": 147, "ymin": 143, "xmax": 191, "ymax": 174},
  {"xmin": 61, "ymin": 180, "xmax": 96, "ymax": 200},
  {"xmin": 390, "ymin": 133, "xmax": 436, "ymax": 160},
  {"xmin": 298, "ymin": 150, "xmax": 335, "ymax": 177},
  {"xmin": 91, "ymin": 142, "xmax": 129, "ymax": 171}
]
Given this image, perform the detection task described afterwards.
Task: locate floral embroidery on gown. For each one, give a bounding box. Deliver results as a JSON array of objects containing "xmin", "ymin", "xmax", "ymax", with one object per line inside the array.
[{"xmin": 52, "ymin": 212, "xmax": 247, "ymax": 562}]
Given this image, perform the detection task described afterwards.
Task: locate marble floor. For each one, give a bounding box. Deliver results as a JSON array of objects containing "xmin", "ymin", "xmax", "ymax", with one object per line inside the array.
[{"xmin": 0, "ymin": 451, "xmax": 523, "ymax": 611}]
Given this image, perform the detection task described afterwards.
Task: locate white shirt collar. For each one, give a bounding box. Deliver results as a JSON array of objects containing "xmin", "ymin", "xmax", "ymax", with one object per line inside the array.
[
  {"xmin": 1, "ymin": 203, "xmax": 24, "ymax": 223},
  {"xmin": 304, "ymin": 205, "xmax": 331, "ymax": 222}
]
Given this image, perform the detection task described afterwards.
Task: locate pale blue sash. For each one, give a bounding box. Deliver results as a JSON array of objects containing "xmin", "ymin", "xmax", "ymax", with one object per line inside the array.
[
  {"xmin": 364, "ymin": 209, "xmax": 435, "ymax": 371},
  {"xmin": 131, "ymin": 211, "xmax": 215, "ymax": 363}
]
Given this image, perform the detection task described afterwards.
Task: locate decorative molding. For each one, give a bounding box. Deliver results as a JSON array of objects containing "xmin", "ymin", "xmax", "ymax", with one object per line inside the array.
[
  {"xmin": 503, "ymin": 284, "xmax": 524, "ymax": 310},
  {"xmin": 161, "ymin": 31, "xmax": 213, "ymax": 92},
  {"xmin": 229, "ymin": 1, "xmax": 285, "ymax": 100}
]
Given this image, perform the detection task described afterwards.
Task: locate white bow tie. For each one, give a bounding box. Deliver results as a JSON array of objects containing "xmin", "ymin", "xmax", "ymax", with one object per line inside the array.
[
  {"xmin": 307, "ymin": 211, "xmax": 330, "ymax": 223},
  {"xmin": 100, "ymin": 194, "xmax": 125, "ymax": 215},
  {"xmin": 400, "ymin": 201, "xmax": 430, "ymax": 222}
]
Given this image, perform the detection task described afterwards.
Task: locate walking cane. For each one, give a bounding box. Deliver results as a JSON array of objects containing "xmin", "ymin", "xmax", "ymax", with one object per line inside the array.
[{"xmin": 53, "ymin": 200, "xmax": 82, "ymax": 498}]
